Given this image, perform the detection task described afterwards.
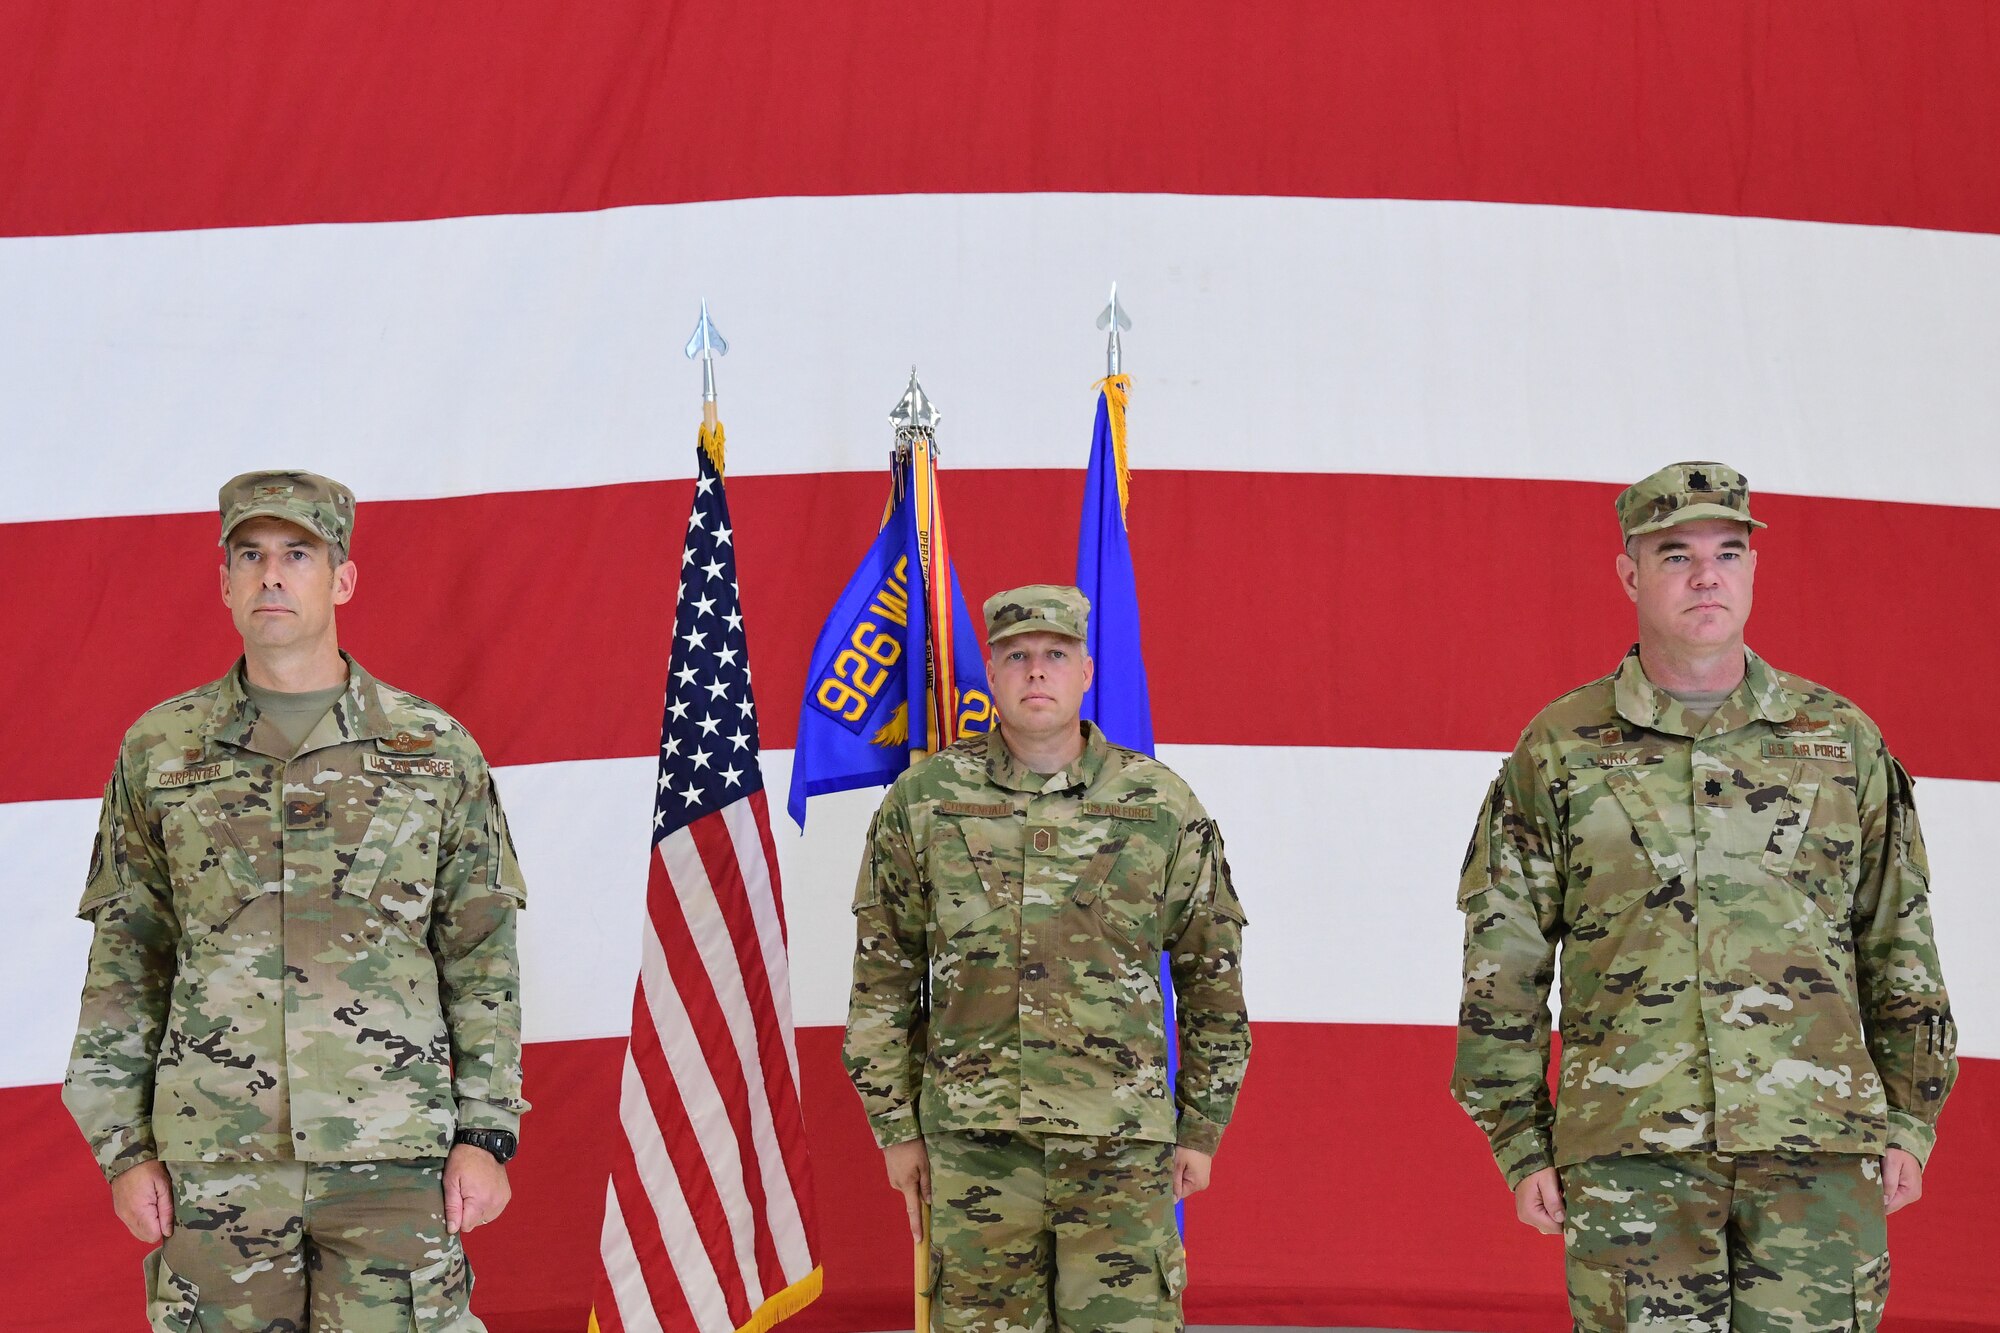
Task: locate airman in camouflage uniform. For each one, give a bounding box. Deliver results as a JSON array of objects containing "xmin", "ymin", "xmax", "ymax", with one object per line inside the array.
[
  {"xmin": 65, "ymin": 470, "xmax": 527, "ymax": 1332},
  {"xmin": 1453, "ymin": 463, "xmax": 1956, "ymax": 1330},
  {"xmin": 845, "ymin": 585, "xmax": 1250, "ymax": 1332}
]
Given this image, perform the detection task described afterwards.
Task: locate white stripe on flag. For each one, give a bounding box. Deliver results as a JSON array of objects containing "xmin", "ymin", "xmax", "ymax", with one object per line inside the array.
[
  {"xmin": 618, "ymin": 1044, "xmax": 737, "ymax": 1333},
  {"xmin": 599, "ymin": 1171, "xmax": 665, "ymax": 1333},
  {"xmin": 659, "ymin": 823, "xmax": 816, "ymax": 1278},
  {"xmin": 634, "ymin": 879, "xmax": 766, "ymax": 1310},
  {"xmin": 9, "ymin": 195, "xmax": 2000, "ymax": 521},
  {"xmin": 7, "ymin": 748, "xmax": 1999, "ymax": 1088},
  {"xmin": 723, "ymin": 797, "xmax": 804, "ymax": 1093}
]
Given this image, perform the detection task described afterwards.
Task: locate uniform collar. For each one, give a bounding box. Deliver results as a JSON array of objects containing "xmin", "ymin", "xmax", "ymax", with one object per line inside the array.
[
  {"xmin": 1613, "ymin": 644, "xmax": 1797, "ymax": 739},
  {"xmin": 983, "ymin": 721, "xmax": 1112, "ymax": 794},
  {"xmin": 204, "ymin": 652, "xmax": 400, "ymax": 756}
]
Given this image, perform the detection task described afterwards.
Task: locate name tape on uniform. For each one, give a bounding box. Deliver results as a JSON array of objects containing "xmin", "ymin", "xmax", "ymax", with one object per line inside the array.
[
  {"xmin": 363, "ymin": 752, "xmax": 458, "ymax": 780},
  {"xmin": 154, "ymin": 762, "xmax": 226, "ymax": 788},
  {"xmin": 1763, "ymin": 739, "xmax": 1854, "ymax": 762}
]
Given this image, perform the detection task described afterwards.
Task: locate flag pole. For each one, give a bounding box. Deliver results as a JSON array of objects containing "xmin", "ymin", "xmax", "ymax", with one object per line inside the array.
[
  {"xmin": 888, "ymin": 368, "xmax": 943, "ymax": 1333},
  {"xmin": 688, "ymin": 296, "xmax": 727, "ymax": 440}
]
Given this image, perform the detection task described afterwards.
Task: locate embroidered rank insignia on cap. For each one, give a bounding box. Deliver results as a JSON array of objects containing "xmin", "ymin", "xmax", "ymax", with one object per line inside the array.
[
  {"xmin": 1083, "ymin": 802, "xmax": 1159, "ymax": 820},
  {"xmin": 363, "ymin": 752, "xmax": 457, "ymax": 779},
  {"xmin": 251, "ymin": 484, "xmax": 295, "ymax": 500},
  {"xmin": 155, "ymin": 762, "xmax": 225, "ymax": 788},
  {"xmin": 1763, "ymin": 739, "xmax": 1853, "ymax": 762},
  {"xmin": 382, "ymin": 730, "xmax": 435, "ymax": 753},
  {"xmin": 938, "ymin": 800, "xmax": 1011, "ymax": 817}
]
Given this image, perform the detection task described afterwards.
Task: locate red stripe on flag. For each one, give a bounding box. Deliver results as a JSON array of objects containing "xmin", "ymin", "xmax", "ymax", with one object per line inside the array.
[
  {"xmin": 9, "ymin": 474, "xmax": 2000, "ymax": 804},
  {"xmin": 649, "ymin": 832, "xmax": 782, "ymax": 1317},
  {"xmin": 683, "ymin": 816, "xmax": 795, "ymax": 1300},
  {"xmin": 9, "ymin": 1036, "xmax": 1998, "ymax": 1330},
  {"xmin": 625, "ymin": 935, "xmax": 758, "ymax": 1328},
  {"xmin": 592, "ymin": 1287, "xmax": 629, "ymax": 1333},
  {"xmin": 588, "ymin": 1280, "xmax": 628, "ymax": 1333},
  {"xmin": 749, "ymin": 792, "xmax": 789, "ymax": 949},
  {"xmin": 5, "ymin": 3, "xmax": 2000, "ymax": 237},
  {"xmin": 687, "ymin": 811, "xmax": 817, "ymax": 1269},
  {"xmin": 607, "ymin": 1136, "xmax": 700, "ymax": 1333}
]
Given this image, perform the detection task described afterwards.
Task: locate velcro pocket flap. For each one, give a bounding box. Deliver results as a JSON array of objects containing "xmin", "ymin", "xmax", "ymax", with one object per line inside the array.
[
  {"xmin": 949, "ymin": 815, "xmax": 1014, "ymax": 913},
  {"xmin": 1760, "ymin": 779, "xmax": 1820, "ymax": 876},
  {"xmin": 339, "ymin": 784, "xmax": 419, "ymax": 900},
  {"xmin": 1604, "ymin": 768, "xmax": 1690, "ymax": 888},
  {"xmin": 167, "ymin": 791, "xmax": 268, "ymax": 920}
]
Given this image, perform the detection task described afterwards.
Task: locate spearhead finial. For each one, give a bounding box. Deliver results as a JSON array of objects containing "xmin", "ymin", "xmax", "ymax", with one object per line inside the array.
[
  {"xmin": 684, "ymin": 299, "xmax": 729, "ymax": 403},
  {"xmin": 1096, "ymin": 283, "xmax": 1132, "ymax": 377},
  {"xmin": 889, "ymin": 366, "xmax": 941, "ymax": 436}
]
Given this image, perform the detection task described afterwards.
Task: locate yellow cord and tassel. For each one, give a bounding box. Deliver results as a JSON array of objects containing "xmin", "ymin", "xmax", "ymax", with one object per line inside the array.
[
  {"xmin": 700, "ymin": 417, "xmax": 726, "ymax": 477},
  {"xmin": 1093, "ymin": 374, "xmax": 1132, "ymax": 519}
]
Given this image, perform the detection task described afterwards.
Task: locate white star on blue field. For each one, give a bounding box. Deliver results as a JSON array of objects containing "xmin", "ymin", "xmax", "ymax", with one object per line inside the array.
[{"xmin": 654, "ymin": 452, "xmax": 763, "ymax": 840}]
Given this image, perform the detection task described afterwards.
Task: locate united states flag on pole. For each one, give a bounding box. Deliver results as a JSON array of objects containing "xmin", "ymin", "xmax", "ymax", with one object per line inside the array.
[{"xmin": 590, "ymin": 426, "xmax": 823, "ymax": 1333}]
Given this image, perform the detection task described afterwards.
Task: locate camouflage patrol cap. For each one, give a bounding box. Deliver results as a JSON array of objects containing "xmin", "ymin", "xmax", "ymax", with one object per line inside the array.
[
  {"xmin": 1616, "ymin": 461, "xmax": 1767, "ymax": 540},
  {"xmin": 218, "ymin": 470, "xmax": 356, "ymax": 551},
  {"xmin": 984, "ymin": 584, "xmax": 1090, "ymax": 645}
]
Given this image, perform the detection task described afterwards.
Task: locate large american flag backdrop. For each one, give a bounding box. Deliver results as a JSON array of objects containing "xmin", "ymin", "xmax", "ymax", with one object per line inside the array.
[{"xmin": 3, "ymin": 5, "xmax": 1997, "ymax": 1330}]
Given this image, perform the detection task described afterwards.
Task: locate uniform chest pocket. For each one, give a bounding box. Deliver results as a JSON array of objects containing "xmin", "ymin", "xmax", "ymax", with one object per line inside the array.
[
  {"xmin": 1079, "ymin": 836, "xmax": 1164, "ymax": 952},
  {"xmin": 340, "ymin": 782, "xmax": 444, "ymax": 933},
  {"xmin": 161, "ymin": 791, "xmax": 265, "ymax": 932},
  {"xmin": 1564, "ymin": 767, "xmax": 1687, "ymax": 922},
  {"xmin": 928, "ymin": 816, "xmax": 1015, "ymax": 941},
  {"xmin": 1761, "ymin": 775, "xmax": 1856, "ymax": 924}
]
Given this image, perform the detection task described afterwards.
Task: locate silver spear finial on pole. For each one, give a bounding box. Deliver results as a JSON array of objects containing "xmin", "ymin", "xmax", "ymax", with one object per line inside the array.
[
  {"xmin": 889, "ymin": 365, "xmax": 941, "ymax": 442},
  {"xmin": 1096, "ymin": 283, "xmax": 1132, "ymax": 377},
  {"xmin": 684, "ymin": 299, "xmax": 728, "ymax": 427}
]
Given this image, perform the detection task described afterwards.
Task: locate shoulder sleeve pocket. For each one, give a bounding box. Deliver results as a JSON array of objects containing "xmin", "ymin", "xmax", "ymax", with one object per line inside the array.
[
  {"xmin": 77, "ymin": 781, "xmax": 126, "ymax": 919},
  {"xmin": 1457, "ymin": 776, "xmax": 1503, "ymax": 911}
]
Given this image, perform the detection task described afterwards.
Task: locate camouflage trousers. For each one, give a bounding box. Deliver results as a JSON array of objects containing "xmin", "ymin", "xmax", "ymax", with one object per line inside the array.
[
  {"xmin": 1561, "ymin": 1151, "xmax": 1888, "ymax": 1331},
  {"xmin": 147, "ymin": 1158, "xmax": 482, "ymax": 1332},
  {"xmin": 926, "ymin": 1129, "xmax": 1186, "ymax": 1333}
]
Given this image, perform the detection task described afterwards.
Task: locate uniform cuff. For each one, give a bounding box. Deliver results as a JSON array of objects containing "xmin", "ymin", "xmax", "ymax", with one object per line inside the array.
[
  {"xmin": 94, "ymin": 1129, "xmax": 160, "ymax": 1184},
  {"xmin": 1884, "ymin": 1112, "xmax": 1937, "ymax": 1168},
  {"xmin": 1175, "ymin": 1110, "xmax": 1225, "ymax": 1156},
  {"xmin": 1494, "ymin": 1131, "xmax": 1554, "ymax": 1192},
  {"xmin": 455, "ymin": 1099, "xmax": 522, "ymax": 1139},
  {"xmin": 868, "ymin": 1106, "xmax": 921, "ymax": 1149}
]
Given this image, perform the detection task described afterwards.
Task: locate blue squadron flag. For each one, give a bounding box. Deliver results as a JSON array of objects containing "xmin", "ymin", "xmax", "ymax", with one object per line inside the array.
[
  {"xmin": 1073, "ymin": 373, "xmax": 1187, "ymax": 1234},
  {"xmin": 787, "ymin": 445, "xmax": 991, "ymax": 829},
  {"xmin": 1074, "ymin": 374, "xmax": 1154, "ymax": 755}
]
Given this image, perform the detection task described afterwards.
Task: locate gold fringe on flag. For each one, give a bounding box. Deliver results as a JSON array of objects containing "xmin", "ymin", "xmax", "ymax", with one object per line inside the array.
[
  {"xmin": 700, "ymin": 418, "xmax": 727, "ymax": 477},
  {"xmin": 737, "ymin": 1267, "xmax": 825, "ymax": 1333},
  {"xmin": 1093, "ymin": 374, "xmax": 1133, "ymax": 518},
  {"xmin": 586, "ymin": 1267, "xmax": 824, "ymax": 1333}
]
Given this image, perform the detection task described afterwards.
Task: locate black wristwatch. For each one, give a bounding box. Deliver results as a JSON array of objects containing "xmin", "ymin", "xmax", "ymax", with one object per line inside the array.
[{"xmin": 453, "ymin": 1127, "xmax": 518, "ymax": 1164}]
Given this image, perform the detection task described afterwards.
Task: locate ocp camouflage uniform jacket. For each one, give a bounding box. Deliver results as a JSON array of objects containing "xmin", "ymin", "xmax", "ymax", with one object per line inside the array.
[
  {"xmin": 844, "ymin": 724, "xmax": 1250, "ymax": 1154},
  {"xmin": 1453, "ymin": 648, "xmax": 1956, "ymax": 1188},
  {"xmin": 65, "ymin": 656, "xmax": 528, "ymax": 1180}
]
